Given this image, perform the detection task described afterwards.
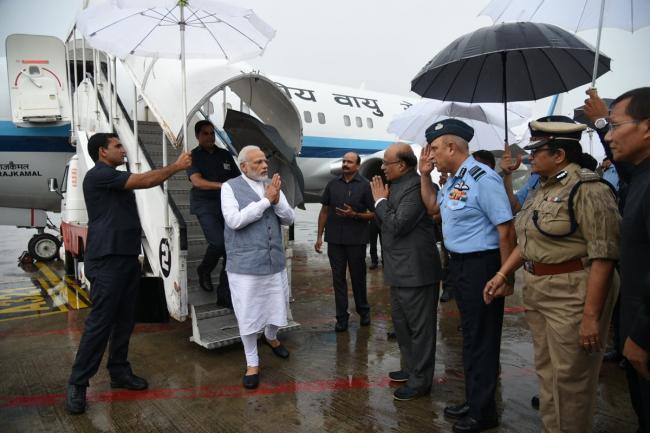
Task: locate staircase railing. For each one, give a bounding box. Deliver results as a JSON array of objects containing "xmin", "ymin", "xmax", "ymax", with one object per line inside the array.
[{"xmin": 72, "ymin": 52, "xmax": 190, "ymax": 321}]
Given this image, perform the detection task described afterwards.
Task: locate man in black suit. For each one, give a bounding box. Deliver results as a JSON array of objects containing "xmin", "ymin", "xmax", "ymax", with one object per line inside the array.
[{"xmin": 370, "ymin": 143, "xmax": 441, "ymax": 401}]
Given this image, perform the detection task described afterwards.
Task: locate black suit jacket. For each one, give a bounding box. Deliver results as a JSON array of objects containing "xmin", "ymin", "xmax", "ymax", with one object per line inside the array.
[{"xmin": 375, "ymin": 170, "xmax": 441, "ymax": 287}]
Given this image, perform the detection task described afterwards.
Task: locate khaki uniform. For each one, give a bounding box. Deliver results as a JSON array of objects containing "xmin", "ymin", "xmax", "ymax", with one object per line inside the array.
[{"xmin": 515, "ymin": 163, "xmax": 620, "ymax": 433}]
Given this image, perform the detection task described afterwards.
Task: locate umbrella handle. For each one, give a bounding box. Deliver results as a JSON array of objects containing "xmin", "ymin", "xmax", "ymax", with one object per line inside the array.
[
  {"xmin": 591, "ymin": 0, "xmax": 606, "ymax": 87},
  {"xmin": 502, "ymin": 52, "xmax": 509, "ymax": 150}
]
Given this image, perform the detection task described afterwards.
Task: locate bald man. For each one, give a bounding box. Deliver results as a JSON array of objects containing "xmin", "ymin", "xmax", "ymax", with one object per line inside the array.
[{"xmin": 371, "ymin": 143, "xmax": 442, "ymax": 401}]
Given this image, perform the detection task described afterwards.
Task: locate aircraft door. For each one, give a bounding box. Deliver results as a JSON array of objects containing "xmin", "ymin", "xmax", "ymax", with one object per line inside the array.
[{"xmin": 5, "ymin": 34, "xmax": 71, "ymax": 125}]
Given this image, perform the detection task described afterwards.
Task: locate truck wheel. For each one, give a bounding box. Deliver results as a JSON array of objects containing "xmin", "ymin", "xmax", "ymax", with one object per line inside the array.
[{"xmin": 28, "ymin": 233, "xmax": 61, "ymax": 262}]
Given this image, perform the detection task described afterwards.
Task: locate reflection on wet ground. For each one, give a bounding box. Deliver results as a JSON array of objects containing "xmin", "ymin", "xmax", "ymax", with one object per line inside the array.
[{"xmin": 0, "ymin": 206, "xmax": 637, "ymax": 432}]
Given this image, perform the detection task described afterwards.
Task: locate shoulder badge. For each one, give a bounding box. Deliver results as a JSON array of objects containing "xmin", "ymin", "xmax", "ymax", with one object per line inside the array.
[
  {"xmin": 458, "ymin": 167, "xmax": 467, "ymax": 178},
  {"xmin": 555, "ymin": 170, "xmax": 568, "ymax": 180},
  {"xmin": 469, "ymin": 165, "xmax": 486, "ymax": 181},
  {"xmin": 576, "ymin": 168, "xmax": 600, "ymax": 182}
]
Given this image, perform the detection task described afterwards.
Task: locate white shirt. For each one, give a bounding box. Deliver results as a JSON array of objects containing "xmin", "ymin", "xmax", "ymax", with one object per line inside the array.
[{"xmin": 221, "ymin": 175, "xmax": 295, "ymax": 230}]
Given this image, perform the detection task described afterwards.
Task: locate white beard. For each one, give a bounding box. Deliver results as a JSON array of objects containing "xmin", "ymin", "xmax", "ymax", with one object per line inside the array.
[{"xmin": 245, "ymin": 171, "xmax": 268, "ymax": 182}]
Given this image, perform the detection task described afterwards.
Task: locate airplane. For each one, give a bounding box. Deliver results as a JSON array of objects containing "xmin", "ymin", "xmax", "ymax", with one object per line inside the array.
[
  {"xmin": 1, "ymin": 32, "xmax": 422, "ymax": 265},
  {"xmin": 0, "ymin": 35, "xmax": 74, "ymax": 262}
]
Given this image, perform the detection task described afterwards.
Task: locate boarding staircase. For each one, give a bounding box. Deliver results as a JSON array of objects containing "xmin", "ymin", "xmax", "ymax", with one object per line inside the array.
[
  {"xmin": 137, "ymin": 121, "xmax": 299, "ymax": 348},
  {"xmin": 69, "ymin": 52, "xmax": 299, "ymax": 349}
]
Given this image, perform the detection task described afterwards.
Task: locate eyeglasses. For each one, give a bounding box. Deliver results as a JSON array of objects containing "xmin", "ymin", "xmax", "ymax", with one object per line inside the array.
[
  {"xmin": 381, "ymin": 160, "xmax": 402, "ymax": 166},
  {"xmin": 609, "ymin": 119, "xmax": 644, "ymax": 131},
  {"xmin": 529, "ymin": 146, "xmax": 554, "ymax": 157}
]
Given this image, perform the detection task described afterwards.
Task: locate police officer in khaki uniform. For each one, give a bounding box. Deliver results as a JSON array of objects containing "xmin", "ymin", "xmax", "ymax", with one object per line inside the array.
[{"xmin": 484, "ymin": 119, "xmax": 621, "ymax": 433}]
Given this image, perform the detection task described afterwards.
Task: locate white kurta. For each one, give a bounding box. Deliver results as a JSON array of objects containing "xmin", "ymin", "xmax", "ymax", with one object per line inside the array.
[{"xmin": 221, "ymin": 175, "xmax": 295, "ymax": 335}]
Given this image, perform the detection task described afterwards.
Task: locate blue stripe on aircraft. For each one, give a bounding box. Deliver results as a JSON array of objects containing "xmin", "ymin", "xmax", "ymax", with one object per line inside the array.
[
  {"xmin": 301, "ymin": 136, "xmax": 392, "ymax": 158},
  {"xmin": 0, "ymin": 120, "xmax": 73, "ymax": 153}
]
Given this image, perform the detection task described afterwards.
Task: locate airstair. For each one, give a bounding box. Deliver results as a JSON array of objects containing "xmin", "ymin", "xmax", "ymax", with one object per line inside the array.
[
  {"xmin": 64, "ymin": 39, "xmax": 301, "ymax": 348},
  {"xmin": 137, "ymin": 121, "xmax": 299, "ymax": 348}
]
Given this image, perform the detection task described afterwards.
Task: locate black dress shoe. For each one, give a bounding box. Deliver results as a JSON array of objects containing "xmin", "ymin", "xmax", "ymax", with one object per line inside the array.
[
  {"xmin": 110, "ymin": 373, "xmax": 148, "ymax": 390},
  {"xmin": 444, "ymin": 402, "xmax": 470, "ymax": 419},
  {"xmin": 360, "ymin": 313, "xmax": 371, "ymax": 326},
  {"xmin": 440, "ymin": 288, "xmax": 452, "ymax": 302},
  {"xmin": 335, "ymin": 321, "xmax": 348, "ymax": 332},
  {"xmin": 452, "ymin": 415, "xmax": 498, "ymax": 433},
  {"xmin": 198, "ymin": 271, "xmax": 214, "ymax": 292},
  {"xmin": 65, "ymin": 384, "xmax": 87, "ymax": 415},
  {"xmin": 531, "ymin": 395, "xmax": 540, "ymax": 410},
  {"xmin": 393, "ymin": 385, "xmax": 428, "ymax": 401},
  {"xmin": 386, "ymin": 330, "xmax": 397, "ymax": 339},
  {"xmin": 369, "ymin": 262, "xmax": 378, "ymax": 270},
  {"xmin": 243, "ymin": 373, "xmax": 259, "ymax": 389},
  {"xmin": 388, "ymin": 370, "xmax": 409, "ymax": 382},
  {"xmin": 262, "ymin": 335, "xmax": 290, "ymax": 359}
]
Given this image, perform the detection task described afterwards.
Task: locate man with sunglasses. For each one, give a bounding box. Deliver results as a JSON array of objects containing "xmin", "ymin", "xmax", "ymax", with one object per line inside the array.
[{"xmin": 606, "ymin": 87, "xmax": 650, "ymax": 433}]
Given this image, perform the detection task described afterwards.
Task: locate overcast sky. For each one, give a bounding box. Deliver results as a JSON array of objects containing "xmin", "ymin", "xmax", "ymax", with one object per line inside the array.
[{"xmin": 2, "ymin": 0, "xmax": 649, "ymax": 126}]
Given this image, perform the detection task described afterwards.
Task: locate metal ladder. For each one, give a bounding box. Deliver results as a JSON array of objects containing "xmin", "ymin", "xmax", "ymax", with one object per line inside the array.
[{"xmin": 137, "ymin": 121, "xmax": 299, "ymax": 349}]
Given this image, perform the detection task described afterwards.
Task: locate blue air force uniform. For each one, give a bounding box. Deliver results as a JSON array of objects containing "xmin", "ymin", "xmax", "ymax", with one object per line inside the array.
[{"xmin": 428, "ymin": 120, "xmax": 513, "ymax": 424}]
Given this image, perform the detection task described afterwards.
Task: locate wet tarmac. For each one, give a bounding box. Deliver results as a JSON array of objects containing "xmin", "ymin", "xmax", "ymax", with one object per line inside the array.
[{"xmin": 0, "ymin": 205, "xmax": 637, "ymax": 432}]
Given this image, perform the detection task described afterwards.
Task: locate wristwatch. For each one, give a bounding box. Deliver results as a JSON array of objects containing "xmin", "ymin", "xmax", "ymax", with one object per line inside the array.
[{"xmin": 594, "ymin": 118, "xmax": 608, "ymax": 129}]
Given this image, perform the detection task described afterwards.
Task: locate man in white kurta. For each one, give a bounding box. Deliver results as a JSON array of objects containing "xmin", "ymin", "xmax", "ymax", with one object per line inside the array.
[{"xmin": 221, "ymin": 145, "xmax": 295, "ymax": 389}]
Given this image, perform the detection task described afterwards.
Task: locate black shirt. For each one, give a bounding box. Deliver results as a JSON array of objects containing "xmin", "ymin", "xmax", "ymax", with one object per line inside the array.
[
  {"xmin": 83, "ymin": 161, "xmax": 141, "ymax": 259},
  {"xmin": 321, "ymin": 173, "xmax": 375, "ymax": 245},
  {"xmin": 187, "ymin": 145, "xmax": 239, "ymax": 215},
  {"xmin": 620, "ymin": 156, "xmax": 650, "ymax": 351}
]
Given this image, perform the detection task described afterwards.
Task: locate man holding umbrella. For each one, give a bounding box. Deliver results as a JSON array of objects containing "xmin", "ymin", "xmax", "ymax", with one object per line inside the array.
[{"xmin": 419, "ymin": 119, "xmax": 515, "ymax": 432}]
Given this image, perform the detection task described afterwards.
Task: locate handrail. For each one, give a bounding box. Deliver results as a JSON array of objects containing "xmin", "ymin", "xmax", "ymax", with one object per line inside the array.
[{"xmin": 85, "ymin": 61, "xmax": 188, "ymax": 250}]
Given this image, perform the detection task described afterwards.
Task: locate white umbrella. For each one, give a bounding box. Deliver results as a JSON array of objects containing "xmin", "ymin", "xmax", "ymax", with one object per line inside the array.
[
  {"xmin": 388, "ymin": 99, "xmax": 531, "ymax": 150},
  {"xmin": 77, "ymin": 0, "xmax": 276, "ymax": 149},
  {"xmin": 480, "ymin": 0, "xmax": 650, "ymax": 86}
]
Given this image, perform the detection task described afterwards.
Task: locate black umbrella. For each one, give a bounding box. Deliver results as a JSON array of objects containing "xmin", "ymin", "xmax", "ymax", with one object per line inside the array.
[
  {"xmin": 224, "ymin": 109, "xmax": 305, "ymax": 209},
  {"xmin": 411, "ymin": 22, "xmax": 611, "ymax": 146}
]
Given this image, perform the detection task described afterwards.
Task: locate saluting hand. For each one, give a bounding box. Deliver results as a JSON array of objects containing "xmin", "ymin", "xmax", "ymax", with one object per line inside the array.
[
  {"xmin": 419, "ymin": 146, "xmax": 434, "ymax": 176},
  {"xmin": 174, "ymin": 152, "xmax": 192, "ymax": 170},
  {"xmin": 371, "ymin": 176, "xmax": 389, "ymax": 201}
]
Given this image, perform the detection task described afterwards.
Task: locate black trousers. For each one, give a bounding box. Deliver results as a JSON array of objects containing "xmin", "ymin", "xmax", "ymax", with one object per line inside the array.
[
  {"xmin": 69, "ymin": 255, "xmax": 140, "ymax": 386},
  {"xmin": 449, "ymin": 250, "xmax": 504, "ymax": 421},
  {"xmin": 327, "ymin": 243, "xmax": 370, "ymax": 322},
  {"xmin": 625, "ymin": 354, "xmax": 650, "ymax": 432},
  {"xmin": 196, "ymin": 212, "xmax": 230, "ymax": 299},
  {"xmin": 368, "ymin": 220, "xmax": 381, "ymax": 265},
  {"xmin": 391, "ymin": 284, "xmax": 439, "ymax": 392}
]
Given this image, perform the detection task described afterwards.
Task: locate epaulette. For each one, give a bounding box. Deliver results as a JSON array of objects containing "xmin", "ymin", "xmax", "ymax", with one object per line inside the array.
[
  {"xmin": 469, "ymin": 165, "xmax": 486, "ymax": 181},
  {"xmin": 555, "ymin": 170, "xmax": 568, "ymax": 180},
  {"xmin": 576, "ymin": 168, "xmax": 600, "ymax": 182}
]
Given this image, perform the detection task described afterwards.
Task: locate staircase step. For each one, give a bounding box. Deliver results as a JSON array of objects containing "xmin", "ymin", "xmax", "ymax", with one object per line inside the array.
[
  {"xmin": 191, "ymin": 315, "xmax": 300, "ymax": 349},
  {"xmin": 193, "ymin": 303, "xmax": 233, "ymax": 320}
]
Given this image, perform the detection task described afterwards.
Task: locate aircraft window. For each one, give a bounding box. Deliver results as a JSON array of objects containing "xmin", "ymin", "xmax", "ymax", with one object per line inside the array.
[
  {"xmin": 355, "ymin": 116, "xmax": 363, "ymax": 127},
  {"xmin": 366, "ymin": 118, "xmax": 374, "ymax": 128},
  {"xmin": 318, "ymin": 112, "xmax": 326, "ymax": 124},
  {"xmin": 304, "ymin": 111, "xmax": 312, "ymax": 123},
  {"xmin": 344, "ymin": 115, "xmax": 351, "ymax": 127}
]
